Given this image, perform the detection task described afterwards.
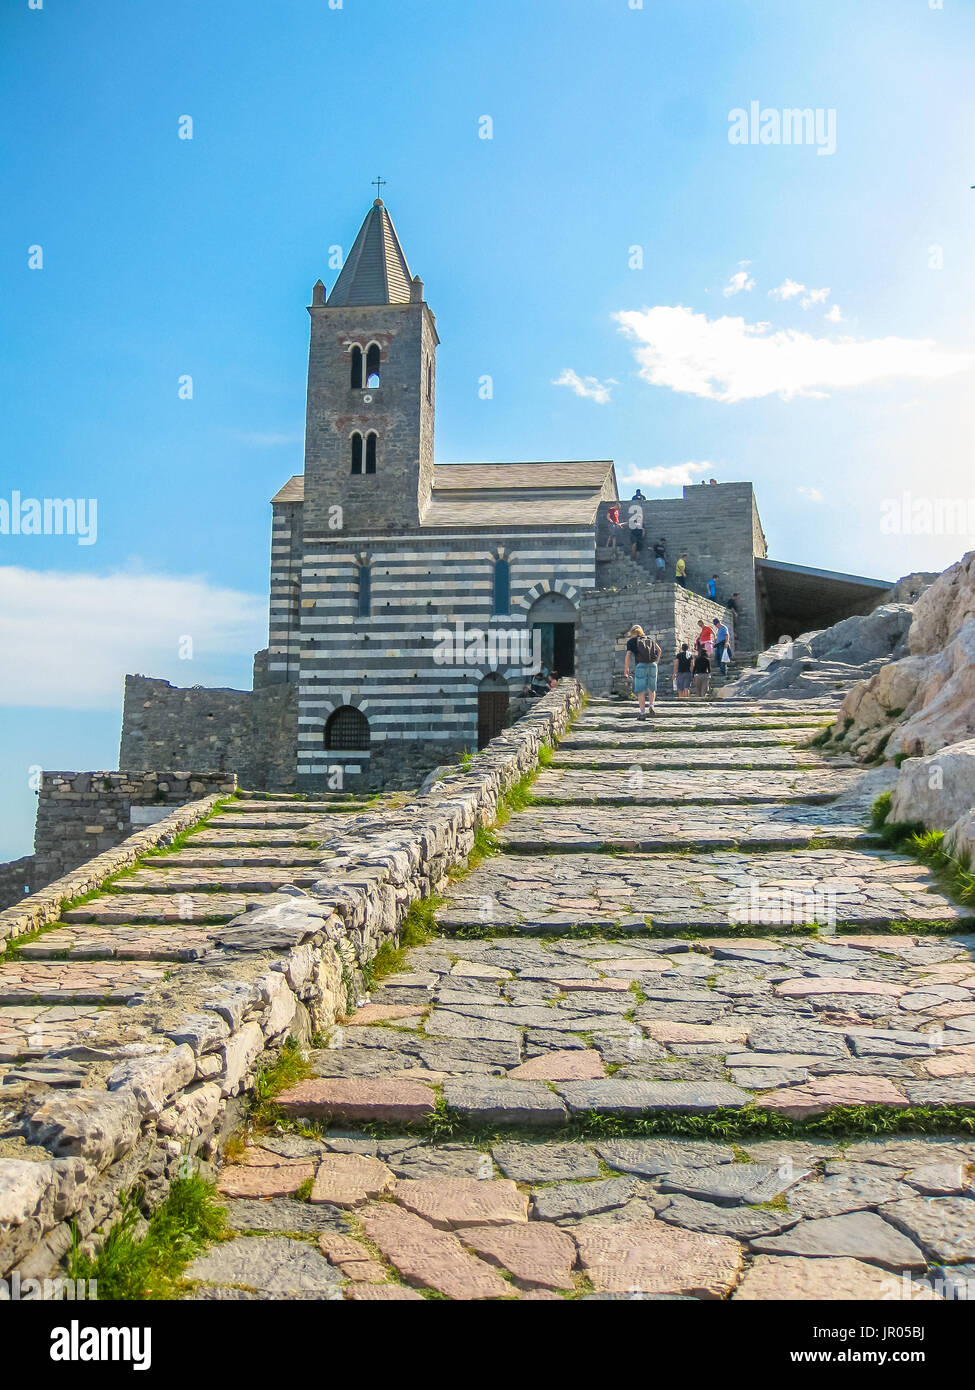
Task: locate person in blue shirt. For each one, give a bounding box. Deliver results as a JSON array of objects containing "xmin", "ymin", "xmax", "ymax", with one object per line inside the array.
[{"xmin": 707, "ymin": 574, "xmax": 718, "ymax": 599}]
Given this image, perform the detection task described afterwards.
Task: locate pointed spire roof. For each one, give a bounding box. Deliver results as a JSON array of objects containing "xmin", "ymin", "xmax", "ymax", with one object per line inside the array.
[{"xmin": 326, "ymin": 200, "xmax": 414, "ymax": 307}]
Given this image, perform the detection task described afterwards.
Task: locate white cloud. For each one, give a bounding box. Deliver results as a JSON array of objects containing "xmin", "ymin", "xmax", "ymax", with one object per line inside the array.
[
  {"xmin": 824, "ymin": 304, "xmax": 845, "ymax": 323},
  {"xmin": 769, "ymin": 279, "xmax": 805, "ymax": 300},
  {"xmin": 0, "ymin": 568, "xmax": 266, "ymax": 709},
  {"xmin": 800, "ymin": 287, "xmax": 830, "ymax": 309},
  {"xmin": 622, "ymin": 462, "xmax": 713, "ymax": 488},
  {"xmin": 798, "ymin": 486, "xmax": 823, "ymax": 502},
  {"xmin": 613, "ymin": 305, "xmax": 974, "ymax": 403},
  {"xmin": 723, "ymin": 270, "xmax": 755, "ymax": 297},
  {"xmin": 552, "ymin": 368, "xmax": 614, "ymax": 404}
]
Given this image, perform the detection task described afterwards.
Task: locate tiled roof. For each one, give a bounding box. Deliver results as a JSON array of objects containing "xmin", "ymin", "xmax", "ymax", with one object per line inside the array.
[
  {"xmin": 326, "ymin": 201, "xmax": 413, "ymax": 307},
  {"xmin": 433, "ymin": 462, "xmax": 614, "ymax": 492},
  {"xmin": 271, "ymin": 476, "xmax": 304, "ymax": 504}
]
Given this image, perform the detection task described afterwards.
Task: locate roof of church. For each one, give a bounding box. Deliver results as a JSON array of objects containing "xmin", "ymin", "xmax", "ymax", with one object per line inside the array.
[
  {"xmin": 270, "ymin": 459, "xmax": 617, "ymax": 525},
  {"xmin": 326, "ymin": 200, "xmax": 414, "ymax": 307}
]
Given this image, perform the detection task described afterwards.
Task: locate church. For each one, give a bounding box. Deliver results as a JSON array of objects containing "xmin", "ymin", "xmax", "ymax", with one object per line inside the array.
[{"xmin": 119, "ymin": 198, "xmax": 891, "ymax": 792}]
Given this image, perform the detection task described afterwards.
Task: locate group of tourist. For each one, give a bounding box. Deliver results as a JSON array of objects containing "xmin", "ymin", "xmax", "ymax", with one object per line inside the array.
[
  {"xmin": 604, "ymin": 500, "xmax": 743, "ymax": 631},
  {"xmin": 623, "ymin": 614, "xmax": 732, "ymax": 718}
]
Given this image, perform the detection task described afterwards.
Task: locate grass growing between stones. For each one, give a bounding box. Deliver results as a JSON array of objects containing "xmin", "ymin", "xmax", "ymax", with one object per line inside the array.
[
  {"xmin": 871, "ymin": 793, "xmax": 975, "ymax": 908},
  {"xmin": 67, "ymin": 1174, "xmax": 227, "ymax": 1300},
  {"xmin": 249, "ymin": 1037, "xmax": 315, "ymax": 1127}
]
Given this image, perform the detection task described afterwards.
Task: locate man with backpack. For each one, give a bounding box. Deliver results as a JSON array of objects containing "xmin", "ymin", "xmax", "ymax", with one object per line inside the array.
[{"xmin": 624, "ymin": 625, "xmax": 662, "ymax": 720}]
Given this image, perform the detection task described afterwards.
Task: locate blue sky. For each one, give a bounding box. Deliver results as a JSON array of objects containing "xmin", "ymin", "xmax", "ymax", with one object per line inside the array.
[{"xmin": 2, "ymin": 0, "xmax": 973, "ymax": 858}]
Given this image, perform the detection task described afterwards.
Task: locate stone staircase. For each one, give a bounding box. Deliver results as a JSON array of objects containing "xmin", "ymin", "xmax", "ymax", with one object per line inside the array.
[
  {"xmin": 180, "ymin": 699, "xmax": 975, "ymax": 1301},
  {"xmin": 8, "ymin": 711, "xmax": 975, "ymax": 1301}
]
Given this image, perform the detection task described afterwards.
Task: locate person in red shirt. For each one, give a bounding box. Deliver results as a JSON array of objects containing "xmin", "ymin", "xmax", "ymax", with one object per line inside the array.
[
  {"xmin": 697, "ymin": 618, "xmax": 716, "ymax": 657},
  {"xmin": 606, "ymin": 503, "xmax": 622, "ymax": 549}
]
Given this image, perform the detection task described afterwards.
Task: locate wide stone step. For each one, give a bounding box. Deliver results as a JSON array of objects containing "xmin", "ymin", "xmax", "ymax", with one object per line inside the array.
[
  {"xmin": 121, "ymin": 866, "xmax": 320, "ymax": 892},
  {"xmin": 579, "ymin": 715, "xmax": 831, "ymax": 731},
  {"xmin": 436, "ymin": 849, "xmax": 967, "ymax": 933},
  {"xmin": 0, "ymin": 1002, "xmax": 117, "ymax": 1063},
  {"xmin": 222, "ymin": 798, "xmax": 372, "ymax": 813},
  {"xmin": 495, "ymin": 805, "xmax": 880, "ymax": 853},
  {"xmin": 204, "ymin": 812, "xmax": 325, "ymax": 830},
  {"xmin": 551, "ymin": 748, "xmax": 831, "ymax": 770},
  {"xmin": 13, "ymin": 923, "xmax": 218, "ymax": 962},
  {"xmin": 61, "ymin": 892, "xmax": 264, "ymax": 924},
  {"xmin": 582, "ymin": 701, "xmax": 839, "ymax": 717},
  {"xmin": 0, "ymin": 959, "xmax": 166, "ymax": 1005},
  {"xmin": 559, "ymin": 729, "xmax": 819, "ymax": 750},
  {"xmin": 189, "ymin": 826, "xmax": 334, "ymax": 847},
  {"xmin": 531, "ymin": 768, "xmax": 859, "ymax": 805},
  {"xmin": 140, "ymin": 847, "xmax": 330, "ymax": 868}
]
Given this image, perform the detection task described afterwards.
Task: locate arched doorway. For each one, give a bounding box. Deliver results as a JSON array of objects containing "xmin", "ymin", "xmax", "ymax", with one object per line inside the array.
[
  {"xmin": 477, "ymin": 673, "xmax": 509, "ymax": 750},
  {"xmin": 525, "ymin": 591, "xmax": 577, "ymax": 677},
  {"xmin": 324, "ymin": 705, "xmax": 370, "ymax": 751}
]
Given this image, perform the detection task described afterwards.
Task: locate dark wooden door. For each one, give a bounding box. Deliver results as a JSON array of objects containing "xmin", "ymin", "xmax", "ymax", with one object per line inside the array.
[{"xmin": 477, "ymin": 690, "xmax": 510, "ymax": 749}]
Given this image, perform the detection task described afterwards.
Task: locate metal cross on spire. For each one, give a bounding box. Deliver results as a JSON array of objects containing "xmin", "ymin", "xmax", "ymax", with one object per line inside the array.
[{"xmin": 372, "ymin": 175, "xmax": 387, "ymax": 199}]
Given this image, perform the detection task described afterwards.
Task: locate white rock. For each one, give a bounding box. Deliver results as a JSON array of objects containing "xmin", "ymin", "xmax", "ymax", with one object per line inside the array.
[
  {"xmin": 107, "ymin": 1044, "xmax": 196, "ymax": 1117},
  {"xmin": 890, "ymin": 738, "xmax": 975, "ymax": 830}
]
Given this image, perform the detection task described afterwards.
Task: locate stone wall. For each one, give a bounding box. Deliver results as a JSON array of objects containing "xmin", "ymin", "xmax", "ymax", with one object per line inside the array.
[
  {"xmin": 0, "ymin": 683, "xmax": 582, "ymax": 1280},
  {"xmin": 120, "ymin": 675, "xmax": 298, "ymax": 792},
  {"xmin": 32, "ymin": 771, "xmax": 237, "ymax": 891},
  {"xmin": 577, "ymin": 582, "xmax": 731, "ymax": 697},
  {"xmin": 0, "ymin": 856, "xmax": 34, "ymax": 911},
  {"xmin": 596, "ymin": 481, "xmax": 764, "ymax": 651}
]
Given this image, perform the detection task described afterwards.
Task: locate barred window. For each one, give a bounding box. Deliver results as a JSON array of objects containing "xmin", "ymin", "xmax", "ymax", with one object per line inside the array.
[
  {"xmin": 325, "ymin": 706, "xmax": 370, "ymax": 751},
  {"xmin": 357, "ymin": 564, "xmax": 371, "ymax": 617}
]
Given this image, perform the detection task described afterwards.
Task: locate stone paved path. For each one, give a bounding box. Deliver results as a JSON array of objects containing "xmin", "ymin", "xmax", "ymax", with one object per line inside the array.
[
  {"xmin": 213, "ymin": 698, "xmax": 974, "ymax": 1301},
  {"xmin": 6, "ymin": 703, "xmax": 975, "ymax": 1300}
]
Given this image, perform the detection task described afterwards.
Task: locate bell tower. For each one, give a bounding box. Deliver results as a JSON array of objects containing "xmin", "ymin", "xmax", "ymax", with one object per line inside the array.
[{"xmin": 301, "ymin": 199, "xmax": 438, "ymax": 535}]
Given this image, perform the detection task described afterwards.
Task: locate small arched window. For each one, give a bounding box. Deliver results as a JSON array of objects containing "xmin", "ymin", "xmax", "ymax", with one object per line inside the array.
[
  {"xmin": 426, "ymin": 358, "xmax": 433, "ymax": 404},
  {"xmin": 366, "ymin": 344, "xmax": 381, "ymax": 388},
  {"xmin": 350, "ymin": 346, "xmax": 363, "ymax": 390},
  {"xmin": 357, "ymin": 563, "xmax": 371, "ymax": 617},
  {"xmin": 493, "ymin": 557, "xmax": 511, "ymax": 615},
  {"xmin": 365, "ymin": 432, "xmax": 377, "ymax": 474},
  {"xmin": 325, "ymin": 705, "xmax": 370, "ymax": 751},
  {"xmin": 350, "ymin": 432, "xmax": 363, "ymax": 474}
]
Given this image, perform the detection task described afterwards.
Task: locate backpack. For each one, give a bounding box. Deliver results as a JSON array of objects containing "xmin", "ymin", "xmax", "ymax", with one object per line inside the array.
[{"xmin": 635, "ymin": 637, "xmax": 661, "ymax": 665}]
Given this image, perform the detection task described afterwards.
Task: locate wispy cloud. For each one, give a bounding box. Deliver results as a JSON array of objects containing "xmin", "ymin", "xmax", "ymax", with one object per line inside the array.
[
  {"xmin": 552, "ymin": 368, "xmax": 615, "ymax": 404},
  {"xmin": 798, "ymin": 486, "xmax": 823, "ymax": 502},
  {"xmin": 613, "ymin": 305, "xmax": 974, "ymax": 403},
  {"xmin": 800, "ymin": 287, "xmax": 830, "ymax": 309},
  {"xmin": 824, "ymin": 304, "xmax": 845, "ymax": 323},
  {"xmin": 0, "ymin": 568, "xmax": 265, "ymax": 709},
  {"xmin": 723, "ymin": 268, "xmax": 755, "ymax": 297},
  {"xmin": 622, "ymin": 462, "xmax": 713, "ymax": 488},
  {"xmin": 769, "ymin": 279, "xmax": 805, "ymax": 300}
]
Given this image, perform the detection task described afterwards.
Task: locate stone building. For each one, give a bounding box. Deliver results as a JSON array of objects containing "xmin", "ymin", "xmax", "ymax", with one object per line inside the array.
[{"xmin": 119, "ymin": 198, "xmax": 891, "ymax": 792}]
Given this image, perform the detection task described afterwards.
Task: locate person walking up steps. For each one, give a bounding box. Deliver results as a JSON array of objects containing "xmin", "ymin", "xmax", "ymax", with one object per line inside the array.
[
  {"xmin": 624, "ymin": 625, "xmax": 662, "ymax": 720},
  {"xmin": 675, "ymin": 552, "xmax": 688, "ymax": 588},
  {"xmin": 692, "ymin": 642, "xmax": 711, "ymax": 699},
  {"xmin": 673, "ymin": 642, "xmax": 693, "ymax": 699}
]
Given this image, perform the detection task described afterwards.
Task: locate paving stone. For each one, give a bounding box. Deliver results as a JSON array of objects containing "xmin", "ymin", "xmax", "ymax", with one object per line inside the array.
[
  {"xmin": 345, "ymin": 1282, "xmax": 425, "ymax": 1300},
  {"xmin": 508, "ymin": 1049, "xmax": 605, "ymax": 1081},
  {"xmin": 532, "ymin": 1177, "xmax": 637, "ymax": 1221},
  {"xmin": 656, "ymin": 1194, "xmax": 799, "ymax": 1239},
  {"xmin": 751, "ymin": 1212, "xmax": 927, "ymax": 1270},
  {"xmin": 346, "ymin": 1004, "xmax": 426, "ymax": 1026},
  {"xmin": 360, "ymin": 1203, "xmax": 510, "ymax": 1299},
  {"xmin": 573, "ymin": 1219, "xmax": 743, "ymax": 1298},
  {"xmin": 387, "ymin": 1145, "xmax": 489, "ymax": 1180},
  {"xmin": 274, "ymin": 1078, "xmax": 436, "ymax": 1125},
  {"xmin": 310, "ymin": 1153, "xmax": 396, "ymax": 1207},
  {"xmin": 256, "ymin": 1134, "xmax": 325, "ymax": 1160},
  {"xmin": 216, "ymin": 1155, "xmax": 317, "ymax": 1199},
  {"xmin": 443, "ymin": 1079, "xmax": 566, "ymax": 1126},
  {"xmin": 186, "ymin": 1235, "xmax": 344, "ymax": 1294},
  {"xmin": 659, "ymin": 1162, "xmax": 807, "ymax": 1206},
  {"xmin": 462, "ymin": 1223, "xmax": 577, "ymax": 1290},
  {"xmin": 558, "ymin": 1080, "xmax": 751, "ymax": 1114},
  {"xmin": 394, "ymin": 1178, "xmax": 528, "ymax": 1229},
  {"xmin": 841, "ymin": 1137, "xmax": 975, "ymax": 1168},
  {"xmin": 787, "ymin": 1171, "xmax": 913, "ymax": 1219},
  {"xmin": 491, "ymin": 1142, "xmax": 600, "ymax": 1183},
  {"xmin": 733, "ymin": 1255, "xmax": 930, "ymax": 1301},
  {"xmin": 755, "ymin": 1075, "xmax": 907, "ymax": 1117},
  {"xmin": 594, "ymin": 1138, "xmax": 736, "ymax": 1177},
  {"xmin": 880, "ymin": 1196, "xmax": 975, "ymax": 1263},
  {"xmin": 905, "ymin": 1162, "xmax": 968, "ymax": 1195},
  {"xmin": 642, "ymin": 1021, "xmax": 749, "ymax": 1046}
]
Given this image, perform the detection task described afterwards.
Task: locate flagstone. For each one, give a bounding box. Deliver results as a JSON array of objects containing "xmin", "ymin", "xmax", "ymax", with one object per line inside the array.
[
  {"xmin": 393, "ymin": 1177, "xmax": 528, "ymax": 1229},
  {"xmin": 734, "ymin": 1255, "xmax": 929, "ymax": 1301},
  {"xmin": 360, "ymin": 1203, "xmax": 510, "ymax": 1299},
  {"xmin": 508, "ymin": 1049, "xmax": 605, "ymax": 1081},
  {"xmin": 310, "ymin": 1153, "xmax": 396, "ymax": 1207},
  {"xmin": 754, "ymin": 1075, "xmax": 907, "ymax": 1118},
  {"xmin": 462, "ymin": 1223, "xmax": 577, "ymax": 1290},
  {"xmin": 573, "ymin": 1219, "xmax": 742, "ymax": 1298},
  {"xmin": 274, "ymin": 1078, "xmax": 436, "ymax": 1125}
]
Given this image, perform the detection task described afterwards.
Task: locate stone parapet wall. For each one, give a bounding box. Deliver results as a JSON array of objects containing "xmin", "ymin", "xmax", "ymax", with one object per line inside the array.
[
  {"xmin": 0, "ymin": 856, "xmax": 34, "ymax": 912},
  {"xmin": 0, "ymin": 682, "xmax": 582, "ymax": 1281},
  {"xmin": 33, "ymin": 771, "xmax": 238, "ymax": 890}
]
